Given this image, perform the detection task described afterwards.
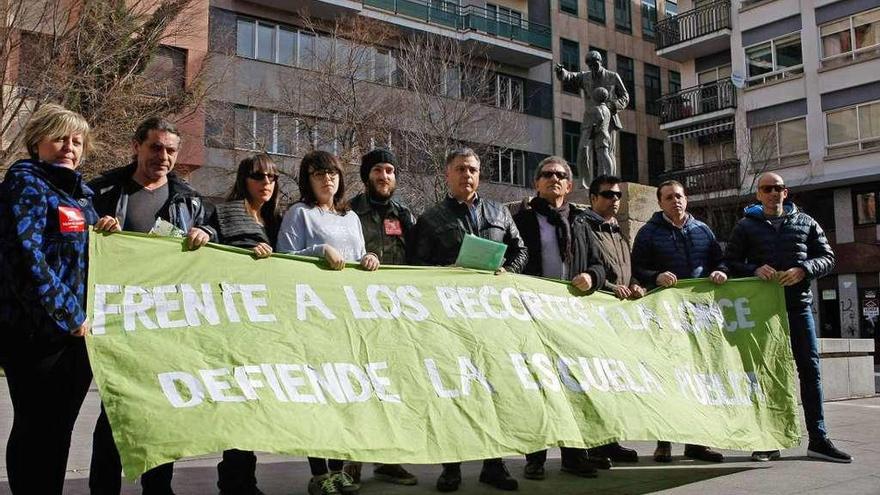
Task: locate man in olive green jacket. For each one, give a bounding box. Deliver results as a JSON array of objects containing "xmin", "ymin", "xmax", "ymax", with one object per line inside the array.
[
  {"xmin": 345, "ymin": 148, "xmax": 418, "ymax": 487},
  {"xmin": 350, "ymin": 148, "xmax": 416, "ymax": 266}
]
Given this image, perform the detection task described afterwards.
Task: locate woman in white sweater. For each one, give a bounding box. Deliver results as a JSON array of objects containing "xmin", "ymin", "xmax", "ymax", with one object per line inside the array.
[{"xmin": 276, "ymin": 150, "xmax": 378, "ymax": 495}]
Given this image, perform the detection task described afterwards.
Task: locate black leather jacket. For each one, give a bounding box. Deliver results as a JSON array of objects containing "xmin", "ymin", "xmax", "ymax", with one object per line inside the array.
[
  {"xmin": 412, "ymin": 195, "xmax": 528, "ymax": 273},
  {"xmin": 88, "ymin": 163, "xmax": 216, "ymax": 240},
  {"xmin": 724, "ymin": 202, "xmax": 834, "ymax": 308}
]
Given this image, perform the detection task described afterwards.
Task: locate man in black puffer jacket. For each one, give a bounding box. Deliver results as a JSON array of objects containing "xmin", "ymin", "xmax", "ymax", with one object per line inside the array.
[
  {"xmin": 632, "ymin": 180, "xmax": 728, "ymax": 464},
  {"xmin": 724, "ymin": 172, "xmax": 851, "ymax": 464}
]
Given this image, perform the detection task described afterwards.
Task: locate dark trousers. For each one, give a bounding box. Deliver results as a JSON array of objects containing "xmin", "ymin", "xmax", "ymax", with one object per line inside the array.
[
  {"xmin": 90, "ymin": 404, "xmax": 174, "ymax": 494},
  {"xmin": 788, "ymin": 305, "xmax": 826, "ymax": 441},
  {"xmin": 442, "ymin": 458, "xmax": 503, "ymax": 472},
  {"xmin": 525, "ymin": 447, "xmax": 586, "ymax": 465},
  {"xmin": 217, "ymin": 449, "xmax": 257, "ymax": 492},
  {"xmin": 4, "ymin": 340, "xmax": 92, "ymax": 494},
  {"xmin": 308, "ymin": 458, "xmax": 344, "ymax": 476}
]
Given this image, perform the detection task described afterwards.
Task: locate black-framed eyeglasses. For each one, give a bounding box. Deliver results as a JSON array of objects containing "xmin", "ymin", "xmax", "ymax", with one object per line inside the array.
[
  {"xmin": 247, "ymin": 172, "xmax": 279, "ymax": 183},
  {"xmin": 759, "ymin": 185, "xmax": 786, "ymax": 193},
  {"xmin": 310, "ymin": 169, "xmax": 339, "ymax": 179},
  {"xmin": 539, "ymin": 170, "xmax": 569, "ymax": 180},
  {"xmin": 598, "ymin": 190, "xmax": 622, "ymax": 199}
]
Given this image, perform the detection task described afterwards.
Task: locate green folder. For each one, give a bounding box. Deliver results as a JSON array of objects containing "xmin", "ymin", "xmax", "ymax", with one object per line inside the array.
[{"xmin": 454, "ymin": 234, "xmax": 508, "ymax": 271}]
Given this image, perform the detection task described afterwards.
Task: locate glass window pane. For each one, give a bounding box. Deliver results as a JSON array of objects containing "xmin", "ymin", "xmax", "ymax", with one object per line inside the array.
[
  {"xmin": 234, "ymin": 107, "xmax": 254, "ymax": 149},
  {"xmin": 315, "ymin": 35, "xmax": 333, "ymax": 69},
  {"xmin": 500, "ymin": 151, "xmax": 512, "ymax": 183},
  {"xmin": 257, "ymin": 23, "xmax": 275, "ymax": 62},
  {"xmin": 375, "ymin": 49, "xmax": 392, "ymax": 83},
  {"xmin": 589, "ymin": 0, "xmax": 606, "ymax": 23},
  {"xmin": 821, "ymin": 18, "xmax": 852, "ymax": 57},
  {"xmin": 236, "ymin": 19, "xmax": 255, "ymax": 58},
  {"xmin": 255, "ymin": 111, "xmax": 275, "ymax": 152},
  {"xmin": 827, "ymin": 108, "xmax": 858, "ymax": 145},
  {"xmin": 859, "ymin": 101, "xmax": 880, "ymax": 140},
  {"xmin": 299, "ymin": 32, "xmax": 316, "ymax": 68},
  {"xmin": 513, "ymin": 151, "xmax": 524, "ymax": 186},
  {"xmin": 853, "ymin": 10, "xmax": 880, "ymax": 49},
  {"xmin": 775, "ymin": 35, "xmax": 803, "ymax": 69},
  {"xmin": 279, "ymin": 28, "xmax": 296, "ymax": 66},
  {"xmin": 778, "ymin": 119, "xmax": 807, "ymax": 155},
  {"xmin": 746, "ymin": 43, "xmax": 773, "ymax": 78},
  {"xmin": 511, "ymin": 79, "xmax": 523, "ymax": 111},
  {"xmin": 751, "ymin": 125, "xmax": 776, "ymax": 159},
  {"xmin": 277, "ymin": 115, "xmax": 297, "ymax": 155},
  {"xmin": 855, "ymin": 192, "xmax": 877, "ymax": 224}
]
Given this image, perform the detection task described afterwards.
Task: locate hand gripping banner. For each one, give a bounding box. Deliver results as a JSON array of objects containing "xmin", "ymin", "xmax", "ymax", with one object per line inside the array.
[{"xmin": 86, "ymin": 232, "xmax": 801, "ymax": 479}]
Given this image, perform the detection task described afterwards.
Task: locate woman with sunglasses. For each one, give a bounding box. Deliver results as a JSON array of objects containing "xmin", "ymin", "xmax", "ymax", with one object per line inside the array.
[
  {"xmin": 276, "ymin": 150, "xmax": 378, "ymax": 495},
  {"xmin": 209, "ymin": 154, "xmax": 283, "ymax": 495}
]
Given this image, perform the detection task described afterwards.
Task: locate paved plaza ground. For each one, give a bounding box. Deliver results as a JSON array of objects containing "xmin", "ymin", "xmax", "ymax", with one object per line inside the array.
[{"xmin": 0, "ymin": 380, "xmax": 878, "ymax": 495}]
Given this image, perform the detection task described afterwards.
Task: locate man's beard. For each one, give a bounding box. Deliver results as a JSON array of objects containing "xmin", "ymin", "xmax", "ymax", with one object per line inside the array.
[{"xmin": 368, "ymin": 180, "xmax": 395, "ymax": 201}]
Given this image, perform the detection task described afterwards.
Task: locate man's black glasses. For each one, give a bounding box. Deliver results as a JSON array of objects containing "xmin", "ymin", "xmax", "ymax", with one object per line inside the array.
[
  {"xmin": 248, "ymin": 172, "xmax": 279, "ymax": 182},
  {"xmin": 539, "ymin": 171, "xmax": 569, "ymax": 180},
  {"xmin": 759, "ymin": 185, "xmax": 786, "ymax": 193},
  {"xmin": 598, "ymin": 190, "xmax": 622, "ymax": 199}
]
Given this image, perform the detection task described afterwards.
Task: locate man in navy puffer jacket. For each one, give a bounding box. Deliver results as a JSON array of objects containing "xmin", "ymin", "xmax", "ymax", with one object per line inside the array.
[
  {"xmin": 724, "ymin": 172, "xmax": 850, "ymax": 464},
  {"xmin": 632, "ymin": 180, "xmax": 728, "ymax": 464}
]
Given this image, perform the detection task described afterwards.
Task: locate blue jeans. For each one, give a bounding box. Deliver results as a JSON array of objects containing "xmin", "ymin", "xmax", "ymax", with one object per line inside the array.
[{"xmin": 787, "ymin": 305, "xmax": 827, "ymax": 441}]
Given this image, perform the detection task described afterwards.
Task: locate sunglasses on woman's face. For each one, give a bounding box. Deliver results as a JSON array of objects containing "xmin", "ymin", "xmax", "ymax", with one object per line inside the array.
[
  {"xmin": 247, "ymin": 172, "xmax": 279, "ymax": 182},
  {"xmin": 598, "ymin": 190, "xmax": 622, "ymax": 199}
]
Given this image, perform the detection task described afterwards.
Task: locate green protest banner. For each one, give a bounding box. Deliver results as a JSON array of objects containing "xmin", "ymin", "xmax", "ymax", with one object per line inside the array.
[{"xmin": 86, "ymin": 231, "xmax": 801, "ymax": 479}]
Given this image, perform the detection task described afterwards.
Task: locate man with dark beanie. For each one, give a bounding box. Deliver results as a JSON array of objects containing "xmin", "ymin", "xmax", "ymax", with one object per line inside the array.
[{"xmin": 343, "ymin": 148, "xmax": 418, "ymax": 486}]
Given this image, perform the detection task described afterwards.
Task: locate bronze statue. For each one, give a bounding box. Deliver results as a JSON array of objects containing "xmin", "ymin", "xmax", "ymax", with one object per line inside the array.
[{"xmin": 555, "ymin": 50, "xmax": 629, "ymax": 187}]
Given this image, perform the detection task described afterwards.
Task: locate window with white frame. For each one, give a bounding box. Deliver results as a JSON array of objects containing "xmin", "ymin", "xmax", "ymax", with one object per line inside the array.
[
  {"xmin": 820, "ymin": 7, "xmax": 880, "ymax": 67},
  {"xmin": 745, "ymin": 33, "xmax": 803, "ymax": 87},
  {"xmin": 825, "ymin": 99, "xmax": 880, "ymax": 155},
  {"xmin": 496, "ymin": 74, "xmax": 524, "ymax": 111},
  {"xmin": 749, "ymin": 117, "xmax": 808, "ymax": 168},
  {"xmin": 486, "ymin": 148, "xmax": 526, "ymax": 186},
  {"xmin": 235, "ymin": 18, "xmax": 396, "ymax": 83},
  {"xmin": 234, "ymin": 107, "xmax": 343, "ymax": 156}
]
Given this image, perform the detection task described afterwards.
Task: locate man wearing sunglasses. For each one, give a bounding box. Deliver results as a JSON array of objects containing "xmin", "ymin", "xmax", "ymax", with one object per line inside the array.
[
  {"xmin": 724, "ymin": 172, "xmax": 851, "ymax": 464},
  {"xmin": 512, "ymin": 156, "xmax": 606, "ymax": 481}
]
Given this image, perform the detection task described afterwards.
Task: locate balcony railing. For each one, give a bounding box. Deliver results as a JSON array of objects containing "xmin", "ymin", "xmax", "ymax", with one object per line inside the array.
[
  {"xmin": 362, "ymin": 0, "xmax": 551, "ymax": 50},
  {"xmin": 659, "ymin": 159, "xmax": 740, "ymax": 195},
  {"xmin": 659, "ymin": 78, "xmax": 736, "ymax": 125},
  {"xmin": 654, "ymin": 0, "xmax": 731, "ymax": 50}
]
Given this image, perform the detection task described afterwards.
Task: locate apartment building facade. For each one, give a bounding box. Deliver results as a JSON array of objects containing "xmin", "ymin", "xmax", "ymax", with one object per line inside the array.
[
  {"xmin": 552, "ymin": 0, "xmax": 682, "ymax": 190},
  {"xmin": 654, "ymin": 0, "xmax": 880, "ymax": 342},
  {"xmin": 189, "ymin": 0, "xmax": 557, "ymax": 204}
]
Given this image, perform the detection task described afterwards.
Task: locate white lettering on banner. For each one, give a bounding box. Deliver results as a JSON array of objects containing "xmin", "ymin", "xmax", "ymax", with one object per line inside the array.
[
  {"xmin": 510, "ymin": 354, "xmax": 665, "ymax": 396},
  {"xmin": 674, "ymin": 367, "xmax": 766, "ymax": 406},
  {"xmin": 343, "ymin": 285, "xmax": 429, "ymax": 321},
  {"xmin": 158, "ymin": 361, "xmax": 401, "ymax": 408},
  {"xmin": 295, "ymin": 284, "xmax": 335, "ymax": 321},
  {"xmin": 423, "ymin": 357, "xmax": 494, "ymax": 398},
  {"xmin": 92, "ymin": 283, "xmax": 276, "ymax": 332},
  {"xmin": 716, "ymin": 298, "xmax": 756, "ymax": 331}
]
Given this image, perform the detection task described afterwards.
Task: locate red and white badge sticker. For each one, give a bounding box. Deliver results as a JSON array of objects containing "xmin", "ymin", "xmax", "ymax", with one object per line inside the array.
[
  {"xmin": 58, "ymin": 206, "xmax": 86, "ymax": 233},
  {"xmin": 384, "ymin": 218, "xmax": 403, "ymax": 236}
]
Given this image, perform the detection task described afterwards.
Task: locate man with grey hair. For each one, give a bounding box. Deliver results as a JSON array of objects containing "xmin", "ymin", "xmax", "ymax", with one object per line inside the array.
[
  {"xmin": 555, "ymin": 50, "xmax": 629, "ymax": 187},
  {"xmin": 412, "ymin": 147, "xmax": 527, "ymax": 492},
  {"xmin": 512, "ymin": 156, "xmax": 606, "ymax": 480}
]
